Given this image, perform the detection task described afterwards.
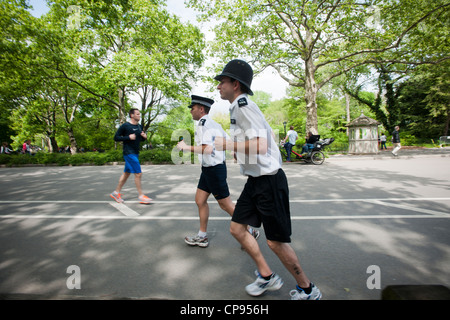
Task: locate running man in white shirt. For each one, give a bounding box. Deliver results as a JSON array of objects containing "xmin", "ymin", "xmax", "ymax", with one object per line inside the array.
[
  {"xmin": 177, "ymin": 95, "xmax": 259, "ymax": 248},
  {"xmin": 214, "ymin": 60, "xmax": 321, "ymax": 300}
]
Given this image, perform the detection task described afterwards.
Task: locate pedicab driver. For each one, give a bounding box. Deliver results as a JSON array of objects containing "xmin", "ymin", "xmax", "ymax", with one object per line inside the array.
[
  {"xmin": 177, "ymin": 95, "xmax": 259, "ymax": 248},
  {"xmin": 214, "ymin": 59, "xmax": 322, "ymax": 300}
]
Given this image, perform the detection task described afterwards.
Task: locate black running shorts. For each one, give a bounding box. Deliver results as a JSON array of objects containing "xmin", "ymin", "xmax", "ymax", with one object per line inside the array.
[
  {"xmin": 232, "ymin": 169, "xmax": 292, "ymax": 243},
  {"xmin": 197, "ymin": 162, "xmax": 230, "ymax": 200}
]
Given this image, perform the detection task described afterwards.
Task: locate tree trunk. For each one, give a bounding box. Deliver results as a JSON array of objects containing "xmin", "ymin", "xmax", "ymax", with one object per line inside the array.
[
  {"xmin": 118, "ymin": 87, "xmax": 126, "ymax": 124},
  {"xmin": 67, "ymin": 127, "xmax": 78, "ymax": 154},
  {"xmin": 304, "ymin": 56, "xmax": 318, "ymax": 135},
  {"xmin": 46, "ymin": 135, "xmax": 59, "ymax": 153},
  {"xmin": 345, "ymin": 93, "xmax": 351, "ymax": 136}
]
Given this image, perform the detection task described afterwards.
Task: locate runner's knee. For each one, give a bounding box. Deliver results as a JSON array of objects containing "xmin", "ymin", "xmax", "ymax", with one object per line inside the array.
[
  {"xmin": 266, "ymin": 239, "xmax": 281, "ymax": 251},
  {"xmin": 230, "ymin": 222, "xmax": 246, "ymax": 239}
]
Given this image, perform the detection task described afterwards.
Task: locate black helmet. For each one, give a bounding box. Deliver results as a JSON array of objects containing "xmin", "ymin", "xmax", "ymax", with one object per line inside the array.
[{"xmin": 214, "ymin": 59, "xmax": 254, "ymax": 95}]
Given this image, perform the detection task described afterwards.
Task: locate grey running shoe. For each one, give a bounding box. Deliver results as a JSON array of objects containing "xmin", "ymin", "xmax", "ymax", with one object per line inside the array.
[{"xmin": 184, "ymin": 235, "xmax": 209, "ymax": 248}]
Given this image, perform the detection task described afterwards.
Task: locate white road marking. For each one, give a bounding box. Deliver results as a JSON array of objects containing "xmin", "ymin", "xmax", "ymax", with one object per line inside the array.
[
  {"xmin": 289, "ymin": 197, "xmax": 450, "ymax": 203},
  {"xmin": 0, "ymin": 197, "xmax": 449, "ymax": 204},
  {"xmin": 0, "ymin": 214, "xmax": 448, "ymax": 221},
  {"xmin": 363, "ymin": 200, "xmax": 450, "ymax": 216},
  {"xmin": 109, "ymin": 202, "xmax": 140, "ymax": 217},
  {"xmin": 0, "ymin": 214, "xmax": 448, "ymax": 220},
  {"xmin": 0, "ymin": 198, "xmax": 449, "ymax": 221}
]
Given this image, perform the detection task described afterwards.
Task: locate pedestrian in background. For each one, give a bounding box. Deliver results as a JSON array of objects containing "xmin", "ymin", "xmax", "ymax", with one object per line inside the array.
[
  {"xmin": 391, "ymin": 126, "xmax": 401, "ymax": 156},
  {"xmin": 282, "ymin": 126, "xmax": 298, "ymax": 162},
  {"xmin": 380, "ymin": 133, "xmax": 387, "ymax": 150}
]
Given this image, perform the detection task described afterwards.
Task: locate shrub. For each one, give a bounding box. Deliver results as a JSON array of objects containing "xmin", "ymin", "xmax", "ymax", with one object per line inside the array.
[
  {"xmin": 0, "ymin": 148, "xmax": 173, "ymax": 166},
  {"xmin": 140, "ymin": 148, "xmax": 173, "ymax": 164}
]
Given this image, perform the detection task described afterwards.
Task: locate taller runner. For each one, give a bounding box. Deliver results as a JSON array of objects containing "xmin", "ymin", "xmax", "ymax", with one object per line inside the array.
[{"xmin": 213, "ymin": 59, "xmax": 322, "ymax": 300}]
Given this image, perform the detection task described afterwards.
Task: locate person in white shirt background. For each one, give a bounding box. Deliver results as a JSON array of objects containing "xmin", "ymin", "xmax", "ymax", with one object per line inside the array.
[{"xmin": 283, "ymin": 126, "xmax": 298, "ymax": 162}]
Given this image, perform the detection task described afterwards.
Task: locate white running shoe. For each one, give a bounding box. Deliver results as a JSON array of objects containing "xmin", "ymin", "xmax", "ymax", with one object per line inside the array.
[
  {"xmin": 184, "ymin": 234, "xmax": 209, "ymax": 248},
  {"xmin": 245, "ymin": 271, "xmax": 284, "ymax": 296},
  {"xmin": 289, "ymin": 283, "xmax": 322, "ymax": 300}
]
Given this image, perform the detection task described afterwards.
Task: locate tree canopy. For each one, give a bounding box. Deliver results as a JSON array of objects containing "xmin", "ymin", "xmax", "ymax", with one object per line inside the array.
[
  {"xmin": 0, "ymin": 0, "xmax": 448, "ymax": 156},
  {"xmin": 1, "ymin": 0, "xmax": 204, "ymax": 152},
  {"xmin": 188, "ymin": 0, "xmax": 449, "ymax": 134}
]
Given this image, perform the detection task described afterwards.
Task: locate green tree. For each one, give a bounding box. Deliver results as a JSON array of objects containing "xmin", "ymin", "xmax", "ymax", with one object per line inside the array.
[
  {"xmin": 188, "ymin": 0, "xmax": 449, "ymax": 135},
  {"xmin": 396, "ymin": 62, "xmax": 450, "ymax": 138},
  {"xmin": 0, "ymin": 0, "xmax": 37, "ymax": 146},
  {"xmin": 153, "ymin": 103, "xmax": 193, "ymax": 146},
  {"xmin": 1, "ymin": 0, "xmax": 205, "ymax": 153},
  {"xmin": 44, "ymin": 0, "xmax": 204, "ymax": 125}
]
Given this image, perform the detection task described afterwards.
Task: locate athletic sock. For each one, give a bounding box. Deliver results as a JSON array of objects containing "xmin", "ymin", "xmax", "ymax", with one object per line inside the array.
[
  {"xmin": 297, "ymin": 283, "xmax": 312, "ymax": 295},
  {"xmin": 198, "ymin": 231, "xmax": 207, "ymax": 238},
  {"xmin": 262, "ymin": 273, "xmax": 273, "ymax": 281}
]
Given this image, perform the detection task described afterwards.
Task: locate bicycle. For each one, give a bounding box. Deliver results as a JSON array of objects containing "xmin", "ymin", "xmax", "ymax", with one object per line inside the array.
[{"xmin": 280, "ymin": 138, "xmax": 335, "ymax": 165}]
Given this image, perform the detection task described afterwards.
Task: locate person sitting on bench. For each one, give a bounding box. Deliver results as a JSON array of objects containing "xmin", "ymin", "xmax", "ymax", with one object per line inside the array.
[{"xmin": 301, "ymin": 132, "xmax": 320, "ymax": 154}]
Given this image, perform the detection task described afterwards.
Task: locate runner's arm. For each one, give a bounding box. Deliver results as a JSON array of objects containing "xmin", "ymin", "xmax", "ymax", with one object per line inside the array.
[
  {"xmin": 114, "ymin": 125, "xmax": 130, "ymax": 141},
  {"xmin": 177, "ymin": 141, "xmax": 213, "ymax": 154},
  {"xmin": 214, "ymin": 137, "xmax": 267, "ymax": 155}
]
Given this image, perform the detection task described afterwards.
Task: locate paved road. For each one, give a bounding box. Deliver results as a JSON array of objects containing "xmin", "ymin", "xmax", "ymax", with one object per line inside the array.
[{"xmin": 0, "ymin": 153, "xmax": 449, "ymax": 300}]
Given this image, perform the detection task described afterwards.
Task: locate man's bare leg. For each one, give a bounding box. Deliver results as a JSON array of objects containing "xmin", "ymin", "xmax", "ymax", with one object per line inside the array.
[
  {"xmin": 115, "ymin": 172, "xmax": 131, "ymax": 193},
  {"xmin": 267, "ymin": 240, "xmax": 310, "ymax": 288},
  {"xmin": 217, "ymin": 196, "xmax": 235, "ymax": 216},
  {"xmin": 230, "ymin": 221, "xmax": 272, "ymax": 277},
  {"xmin": 195, "ymin": 188, "xmax": 210, "ymax": 232},
  {"xmin": 134, "ymin": 172, "xmax": 143, "ymax": 196}
]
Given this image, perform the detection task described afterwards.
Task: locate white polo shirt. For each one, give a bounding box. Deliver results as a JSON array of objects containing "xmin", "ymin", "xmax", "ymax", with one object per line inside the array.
[
  {"xmin": 195, "ymin": 114, "xmax": 227, "ymax": 167},
  {"xmin": 229, "ymin": 94, "xmax": 282, "ymax": 177},
  {"xmin": 286, "ymin": 130, "xmax": 298, "ymax": 145}
]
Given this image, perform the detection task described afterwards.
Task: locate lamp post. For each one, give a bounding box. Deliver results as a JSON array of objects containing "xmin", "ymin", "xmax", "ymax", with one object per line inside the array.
[{"xmin": 283, "ymin": 121, "xmax": 287, "ymax": 138}]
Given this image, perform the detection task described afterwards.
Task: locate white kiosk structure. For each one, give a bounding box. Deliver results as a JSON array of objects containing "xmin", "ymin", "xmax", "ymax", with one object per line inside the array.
[{"xmin": 346, "ymin": 112, "xmax": 380, "ymax": 154}]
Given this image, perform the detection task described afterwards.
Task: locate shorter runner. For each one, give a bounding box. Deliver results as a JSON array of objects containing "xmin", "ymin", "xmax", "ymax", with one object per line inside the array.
[
  {"xmin": 110, "ymin": 108, "xmax": 152, "ymax": 204},
  {"xmin": 177, "ymin": 95, "xmax": 258, "ymax": 247}
]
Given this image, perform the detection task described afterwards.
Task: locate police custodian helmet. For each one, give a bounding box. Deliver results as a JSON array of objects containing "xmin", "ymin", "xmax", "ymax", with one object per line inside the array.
[
  {"xmin": 214, "ymin": 59, "xmax": 254, "ymax": 96},
  {"xmin": 188, "ymin": 95, "xmax": 214, "ymax": 109}
]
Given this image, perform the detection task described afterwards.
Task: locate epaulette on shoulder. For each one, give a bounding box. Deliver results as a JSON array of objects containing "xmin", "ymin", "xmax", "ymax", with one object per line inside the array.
[{"xmin": 238, "ymin": 97, "xmax": 248, "ymax": 107}]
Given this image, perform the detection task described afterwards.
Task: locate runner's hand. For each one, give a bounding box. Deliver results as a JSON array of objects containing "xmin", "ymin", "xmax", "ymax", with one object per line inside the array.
[
  {"xmin": 214, "ymin": 137, "xmax": 226, "ymax": 151},
  {"xmin": 177, "ymin": 140, "xmax": 188, "ymax": 151}
]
